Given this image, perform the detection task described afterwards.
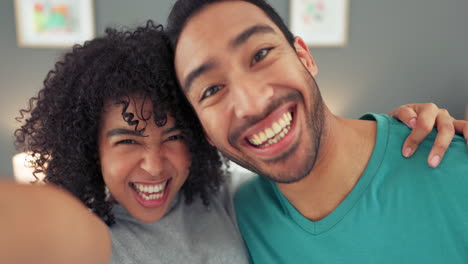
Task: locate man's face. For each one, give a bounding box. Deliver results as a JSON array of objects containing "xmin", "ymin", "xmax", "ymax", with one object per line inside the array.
[{"xmin": 174, "ymin": 0, "xmax": 325, "ymax": 183}]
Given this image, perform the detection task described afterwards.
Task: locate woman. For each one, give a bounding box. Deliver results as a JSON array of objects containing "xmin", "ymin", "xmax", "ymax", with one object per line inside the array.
[
  {"xmin": 13, "ymin": 21, "xmax": 246, "ymax": 263},
  {"xmin": 6, "ymin": 21, "xmax": 467, "ymax": 263}
]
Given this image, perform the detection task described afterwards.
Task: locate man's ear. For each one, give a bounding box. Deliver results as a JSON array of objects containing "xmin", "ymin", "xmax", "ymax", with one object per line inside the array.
[{"xmin": 294, "ymin": 36, "xmax": 318, "ymax": 77}]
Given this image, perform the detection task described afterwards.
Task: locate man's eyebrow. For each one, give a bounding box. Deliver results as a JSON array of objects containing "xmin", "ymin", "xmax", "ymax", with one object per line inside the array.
[
  {"xmin": 106, "ymin": 128, "xmax": 144, "ymax": 138},
  {"xmin": 162, "ymin": 125, "xmax": 181, "ymax": 135},
  {"xmin": 229, "ymin": 24, "xmax": 276, "ymax": 49},
  {"xmin": 183, "ymin": 60, "xmax": 216, "ymax": 93},
  {"xmin": 182, "ymin": 25, "xmax": 275, "ymax": 94}
]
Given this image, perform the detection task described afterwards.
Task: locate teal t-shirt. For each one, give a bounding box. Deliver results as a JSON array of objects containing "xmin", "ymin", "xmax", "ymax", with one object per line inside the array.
[{"xmin": 234, "ymin": 113, "xmax": 468, "ymax": 264}]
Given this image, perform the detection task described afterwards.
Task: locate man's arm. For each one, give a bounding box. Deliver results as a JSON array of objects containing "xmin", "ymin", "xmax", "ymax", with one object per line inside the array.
[{"xmin": 0, "ymin": 180, "xmax": 111, "ymax": 264}]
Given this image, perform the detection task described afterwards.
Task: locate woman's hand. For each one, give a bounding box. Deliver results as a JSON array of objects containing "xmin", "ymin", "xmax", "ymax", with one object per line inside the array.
[{"xmin": 389, "ymin": 103, "xmax": 468, "ymax": 168}]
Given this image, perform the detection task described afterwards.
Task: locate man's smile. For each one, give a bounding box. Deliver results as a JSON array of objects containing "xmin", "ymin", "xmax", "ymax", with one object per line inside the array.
[
  {"xmin": 238, "ymin": 103, "xmax": 299, "ymax": 158},
  {"xmin": 247, "ymin": 109, "xmax": 293, "ymax": 148}
]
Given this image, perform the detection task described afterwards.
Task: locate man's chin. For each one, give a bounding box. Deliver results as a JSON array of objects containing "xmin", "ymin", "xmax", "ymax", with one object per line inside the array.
[
  {"xmin": 259, "ymin": 161, "xmax": 315, "ymax": 184},
  {"xmin": 233, "ymin": 155, "xmax": 317, "ymax": 184},
  {"xmin": 223, "ymin": 141, "xmax": 317, "ymax": 184}
]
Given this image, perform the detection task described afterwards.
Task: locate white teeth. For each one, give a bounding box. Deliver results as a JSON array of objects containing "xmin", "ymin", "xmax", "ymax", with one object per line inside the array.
[
  {"xmin": 265, "ymin": 128, "xmax": 274, "ymax": 138},
  {"xmin": 279, "ymin": 118, "xmax": 287, "ymax": 128},
  {"xmin": 259, "ymin": 132, "xmax": 267, "ymax": 143},
  {"xmin": 272, "ymin": 122, "xmax": 281, "ymax": 134},
  {"xmin": 253, "ymin": 134, "xmax": 261, "ymax": 145},
  {"xmin": 139, "ymin": 192, "xmax": 164, "ymax": 201},
  {"xmin": 247, "ymin": 111, "xmax": 293, "ymax": 147},
  {"xmin": 133, "ymin": 181, "xmax": 168, "ymax": 200}
]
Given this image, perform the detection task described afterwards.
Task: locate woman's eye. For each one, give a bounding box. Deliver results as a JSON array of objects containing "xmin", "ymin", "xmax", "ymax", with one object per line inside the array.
[
  {"xmin": 116, "ymin": 139, "xmax": 136, "ymax": 145},
  {"xmin": 252, "ymin": 47, "xmax": 272, "ymax": 65},
  {"xmin": 200, "ymin": 85, "xmax": 223, "ymax": 101}
]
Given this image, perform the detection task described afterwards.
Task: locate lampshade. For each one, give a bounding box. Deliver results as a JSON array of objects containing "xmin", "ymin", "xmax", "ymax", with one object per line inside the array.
[{"xmin": 12, "ymin": 152, "xmax": 45, "ymax": 184}]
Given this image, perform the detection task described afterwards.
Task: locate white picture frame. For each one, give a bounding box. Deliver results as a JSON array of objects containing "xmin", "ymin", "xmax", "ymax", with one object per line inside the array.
[
  {"xmin": 290, "ymin": 0, "xmax": 349, "ymax": 47},
  {"xmin": 14, "ymin": 0, "xmax": 95, "ymax": 48}
]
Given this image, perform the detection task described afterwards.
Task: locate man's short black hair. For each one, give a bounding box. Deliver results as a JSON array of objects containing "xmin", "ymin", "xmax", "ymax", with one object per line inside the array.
[{"xmin": 166, "ymin": 0, "xmax": 295, "ymax": 50}]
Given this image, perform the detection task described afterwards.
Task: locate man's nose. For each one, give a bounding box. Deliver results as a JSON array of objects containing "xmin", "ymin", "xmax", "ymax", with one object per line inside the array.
[{"xmin": 231, "ymin": 74, "xmax": 274, "ymax": 119}]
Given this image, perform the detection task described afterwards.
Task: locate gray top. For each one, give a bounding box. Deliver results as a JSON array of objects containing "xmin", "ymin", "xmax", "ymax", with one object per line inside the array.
[{"xmin": 109, "ymin": 182, "xmax": 249, "ymax": 264}]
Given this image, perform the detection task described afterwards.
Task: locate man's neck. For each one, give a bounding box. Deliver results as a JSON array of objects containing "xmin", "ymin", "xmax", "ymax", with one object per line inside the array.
[{"xmin": 277, "ymin": 113, "xmax": 377, "ymax": 221}]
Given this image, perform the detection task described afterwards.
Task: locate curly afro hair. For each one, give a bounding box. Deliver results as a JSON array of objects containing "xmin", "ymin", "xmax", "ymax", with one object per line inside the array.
[{"xmin": 15, "ymin": 21, "xmax": 226, "ymax": 226}]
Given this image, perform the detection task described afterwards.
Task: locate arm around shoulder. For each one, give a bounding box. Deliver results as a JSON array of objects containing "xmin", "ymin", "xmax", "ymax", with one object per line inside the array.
[{"xmin": 0, "ymin": 181, "xmax": 111, "ymax": 264}]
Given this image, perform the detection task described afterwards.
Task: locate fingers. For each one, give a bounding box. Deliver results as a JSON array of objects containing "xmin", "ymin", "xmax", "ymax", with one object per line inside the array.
[
  {"xmin": 426, "ymin": 110, "xmax": 455, "ymax": 168},
  {"xmin": 388, "ymin": 104, "xmax": 417, "ymax": 129},
  {"xmin": 391, "ymin": 103, "xmax": 463, "ymax": 168},
  {"xmin": 401, "ymin": 103, "xmax": 440, "ymax": 159},
  {"xmin": 454, "ymin": 120, "xmax": 468, "ymax": 145},
  {"xmin": 403, "ymin": 108, "xmax": 457, "ymax": 168}
]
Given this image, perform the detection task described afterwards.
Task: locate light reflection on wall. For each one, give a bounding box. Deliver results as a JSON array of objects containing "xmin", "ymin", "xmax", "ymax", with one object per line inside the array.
[{"xmin": 319, "ymin": 83, "xmax": 354, "ymax": 118}]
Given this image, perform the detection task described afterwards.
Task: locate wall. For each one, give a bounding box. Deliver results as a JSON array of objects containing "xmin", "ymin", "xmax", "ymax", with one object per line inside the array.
[
  {"xmin": 0, "ymin": 0, "xmax": 175, "ymax": 178},
  {"xmin": 313, "ymin": 0, "xmax": 468, "ymax": 119},
  {"xmin": 0, "ymin": 0, "xmax": 467, "ymax": 178}
]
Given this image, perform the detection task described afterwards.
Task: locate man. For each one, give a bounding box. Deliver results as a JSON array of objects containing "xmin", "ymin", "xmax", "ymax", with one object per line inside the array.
[{"xmin": 167, "ymin": 0, "xmax": 468, "ymax": 263}]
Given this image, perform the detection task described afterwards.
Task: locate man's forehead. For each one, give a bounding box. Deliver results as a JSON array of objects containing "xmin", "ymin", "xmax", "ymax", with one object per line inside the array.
[
  {"xmin": 178, "ymin": 1, "xmax": 275, "ymax": 38},
  {"xmin": 174, "ymin": 1, "xmax": 282, "ymax": 79}
]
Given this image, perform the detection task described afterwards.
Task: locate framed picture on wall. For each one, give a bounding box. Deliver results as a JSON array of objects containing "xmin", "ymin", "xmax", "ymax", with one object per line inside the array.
[
  {"xmin": 290, "ymin": 0, "xmax": 349, "ymax": 47},
  {"xmin": 14, "ymin": 0, "xmax": 95, "ymax": 48}
]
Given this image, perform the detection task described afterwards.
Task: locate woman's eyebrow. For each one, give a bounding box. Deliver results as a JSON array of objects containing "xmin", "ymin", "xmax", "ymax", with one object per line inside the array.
[{"xmin": 106, "ymin": 128, "xmax": 144, "ymax": 137}]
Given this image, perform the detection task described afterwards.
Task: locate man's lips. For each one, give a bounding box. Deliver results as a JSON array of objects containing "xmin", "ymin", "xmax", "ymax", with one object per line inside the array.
[
  {"xmin": 247, "ymin": 111, "xmax": 292, "ymax": 148},
  {"xmin": 239, "ymin": 103, "xmax": 296, "ymax": 150},
  {"xmin": 228, "ymin": 92, "xmax": 302, "ymax": 147}
]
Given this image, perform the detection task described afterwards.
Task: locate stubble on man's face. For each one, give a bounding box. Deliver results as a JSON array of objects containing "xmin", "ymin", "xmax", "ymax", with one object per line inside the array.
[
  {"xmin": 225, "ymin": 67, "xmax": 325, "ymax": 184},
  {"xmin": 174, "ymin": 1, "xmax": 326, "ymax": 184}
]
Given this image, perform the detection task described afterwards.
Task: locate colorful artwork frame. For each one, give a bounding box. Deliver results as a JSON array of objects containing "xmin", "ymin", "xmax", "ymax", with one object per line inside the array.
[
  {"xmin": 290, "ymin": 0, "xmax": 349, "ymax": 47},
  {"xmin": 14, "ymin": 0, "xmax": 95, "ymax": 48}
]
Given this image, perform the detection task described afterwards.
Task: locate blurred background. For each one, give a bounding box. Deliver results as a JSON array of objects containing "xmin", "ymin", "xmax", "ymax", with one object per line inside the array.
[{"xmin": 1, "ymin": 0, "xmax": 467, "ymax": 178}]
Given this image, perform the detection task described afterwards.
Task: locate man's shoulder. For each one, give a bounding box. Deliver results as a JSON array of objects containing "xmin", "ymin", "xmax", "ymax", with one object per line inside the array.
[
  {"xmin": 370, "ymin": 114, "xmax": 468, "ymax": 194},
  {"xmin": 234, "ymin": 174, "xmax": 264, "ymax": 205},
  {"xmin": 234, "ymin": 176, "xmax": 273, "ymax": 208},
  {"xmin": 363, "ymin": 113, "xmax": 467, "ymax": 161}
]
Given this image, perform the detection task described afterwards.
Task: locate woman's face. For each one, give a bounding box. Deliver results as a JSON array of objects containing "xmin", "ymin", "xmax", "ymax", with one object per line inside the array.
[{"xmin": 98, "ymin": 96, "xmax": 191, "ymax": 223}]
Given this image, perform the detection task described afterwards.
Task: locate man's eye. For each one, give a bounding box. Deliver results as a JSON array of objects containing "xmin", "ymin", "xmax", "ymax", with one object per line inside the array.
[
  {"xmin": 252, "ymin": 47, "xmax": 272, "ymax": 65},
  {"xmin": 200, "ymin": 85, "xmax": 223, "ymax": 101},
  {"xmin": 116, "ymin": 139, "xmax": 136, "ymax": 145},
  {"xmin": 165, "ymin": 134, "xmax": 184, "ymax": 142}
]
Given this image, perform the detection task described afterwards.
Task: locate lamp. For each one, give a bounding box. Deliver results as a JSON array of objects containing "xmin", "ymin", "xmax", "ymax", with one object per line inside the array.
[{"xmin": 12, "ymin": 152, "xmax": 45, "ymax": 184}]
